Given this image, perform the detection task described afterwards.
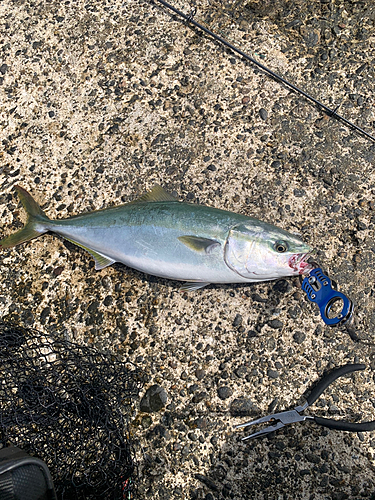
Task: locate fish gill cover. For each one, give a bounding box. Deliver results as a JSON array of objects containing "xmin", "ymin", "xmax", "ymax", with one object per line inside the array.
[{"xmin": 0, "ymin": 321, "xmax": 146, "ymax": 500}]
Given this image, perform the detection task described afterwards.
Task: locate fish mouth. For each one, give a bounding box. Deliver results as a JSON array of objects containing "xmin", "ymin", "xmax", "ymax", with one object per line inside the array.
[{"xmin": 289, "ymin": 253, "xmax": 314, "ymax": 275}]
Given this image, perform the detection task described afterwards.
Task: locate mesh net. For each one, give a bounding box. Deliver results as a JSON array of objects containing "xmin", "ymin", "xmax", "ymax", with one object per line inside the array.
[{"xmin": 0, "ymin": 321, "xmax": 145, "ymax": 500}]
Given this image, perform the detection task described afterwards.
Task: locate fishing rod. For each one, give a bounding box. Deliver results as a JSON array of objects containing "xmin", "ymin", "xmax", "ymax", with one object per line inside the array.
[{"xmin": 151, "ymin": 0, "xmax": 375, "ymax": 144}]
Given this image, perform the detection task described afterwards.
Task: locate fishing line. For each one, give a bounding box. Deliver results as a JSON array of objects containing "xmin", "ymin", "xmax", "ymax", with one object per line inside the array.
[{"xmin": 150, "ymin": 0, "xmax": 375, "ymax": 144}]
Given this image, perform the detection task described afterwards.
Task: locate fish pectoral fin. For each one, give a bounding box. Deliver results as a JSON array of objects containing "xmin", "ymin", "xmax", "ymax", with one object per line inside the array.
[
  {"xmin": 180, "ymin": 281, "xmax": 211, "ymax": 292},
  {"xmin": 64, "ymin": 238, "xmax": 115, "ymax": 270},
  {"xmin": 134, "ymin": 185, "xmax": 178, "ymax": 203},
  {"xmin": 178, "ymin": 235, "xmax": 221, "ymax": 254}
]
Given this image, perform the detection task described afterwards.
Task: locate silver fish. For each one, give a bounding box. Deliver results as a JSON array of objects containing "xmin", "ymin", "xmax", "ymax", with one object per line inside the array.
[{"xmin": 0, "ymin": 185, "xmax": 313, "ymax": 290}]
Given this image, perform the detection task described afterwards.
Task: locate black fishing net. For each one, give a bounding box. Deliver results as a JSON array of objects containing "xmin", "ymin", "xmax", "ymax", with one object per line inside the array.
[{"xmin": 0, "ymin": 321, "xmax": 145, "ymax": 500}]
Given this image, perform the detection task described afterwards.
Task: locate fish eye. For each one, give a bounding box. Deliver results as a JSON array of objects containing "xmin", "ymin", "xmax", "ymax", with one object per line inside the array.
[{"xmin": 274, "ymin": 240, "xmax": 288, "ymax": 253}]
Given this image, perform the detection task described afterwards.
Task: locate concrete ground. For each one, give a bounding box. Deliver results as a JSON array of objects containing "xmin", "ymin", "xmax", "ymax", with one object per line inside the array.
[{"xmin": 1, "ymin": 0, "xmax": 375, "ymax": 498}]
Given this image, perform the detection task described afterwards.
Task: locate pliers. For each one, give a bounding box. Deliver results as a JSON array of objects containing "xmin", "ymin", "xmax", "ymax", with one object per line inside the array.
[{"xmin": 236, "ymin": 364, "xmax": 375, "ymax": 440}]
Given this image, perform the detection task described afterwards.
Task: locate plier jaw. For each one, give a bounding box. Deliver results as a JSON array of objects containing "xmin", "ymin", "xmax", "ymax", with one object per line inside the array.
[{"xmin": 235, "ymin": 403, "xmax": 310, "ymax": 440}]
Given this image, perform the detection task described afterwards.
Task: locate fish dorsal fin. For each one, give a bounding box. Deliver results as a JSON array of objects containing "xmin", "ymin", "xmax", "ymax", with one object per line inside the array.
[
  {"xmin": 135, "ymin": 185, "xmax": 178, "ymax": 203},
  {"xmin": 178, "ymin": 236, "xmax": 221, "ymax": 254},
  {"xmin": 64, "ymin": 237, "xmax": 115, "ymax": 270}
]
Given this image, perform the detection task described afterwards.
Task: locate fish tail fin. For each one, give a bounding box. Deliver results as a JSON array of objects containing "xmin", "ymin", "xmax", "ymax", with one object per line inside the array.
[{"xmin": 0, "ymin": 186, "xmax": 50, "ymax": 249}]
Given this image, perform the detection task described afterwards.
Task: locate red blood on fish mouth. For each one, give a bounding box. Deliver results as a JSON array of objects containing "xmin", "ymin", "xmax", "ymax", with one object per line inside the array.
[{"xmin": 289, "ymin": 254, "xmax": 312, "ymax": 274}]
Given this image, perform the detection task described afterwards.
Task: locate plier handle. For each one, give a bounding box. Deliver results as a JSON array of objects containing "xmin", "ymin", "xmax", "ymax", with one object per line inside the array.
[{"xmin": 236, "ymin": 364, "xmax": 375, "ymax": 440}]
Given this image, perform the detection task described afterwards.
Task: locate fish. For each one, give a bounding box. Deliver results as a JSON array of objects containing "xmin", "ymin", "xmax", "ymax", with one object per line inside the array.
[{"xmin": 0, "ymin": 185, "xmax": 313, "ymax": 290}]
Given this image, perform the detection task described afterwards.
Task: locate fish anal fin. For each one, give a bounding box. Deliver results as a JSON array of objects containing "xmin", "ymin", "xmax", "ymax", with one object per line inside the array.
[
  {"xmin": 92, "ymin": 251, "xmax": 116, "ymax": 270},
  {"xmin": 180, "ymin": 281, "xmax": 210, "ymax": 292},
  {"xmin": 135, "ymin": 185, "xmax": 177, "ymax": 203},
  {"xmin": 178, "ymin": 235, "xmax": 221, "ymax": 254},
  {"xmin": 64, "ymin": 237, "xmax": 115, "ymax": 270}
]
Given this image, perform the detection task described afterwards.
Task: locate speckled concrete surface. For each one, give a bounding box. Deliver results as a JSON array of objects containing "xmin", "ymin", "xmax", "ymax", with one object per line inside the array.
[{"xmin": 1, "ymin": 0, "xmax": 375, "ymax": 498}]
